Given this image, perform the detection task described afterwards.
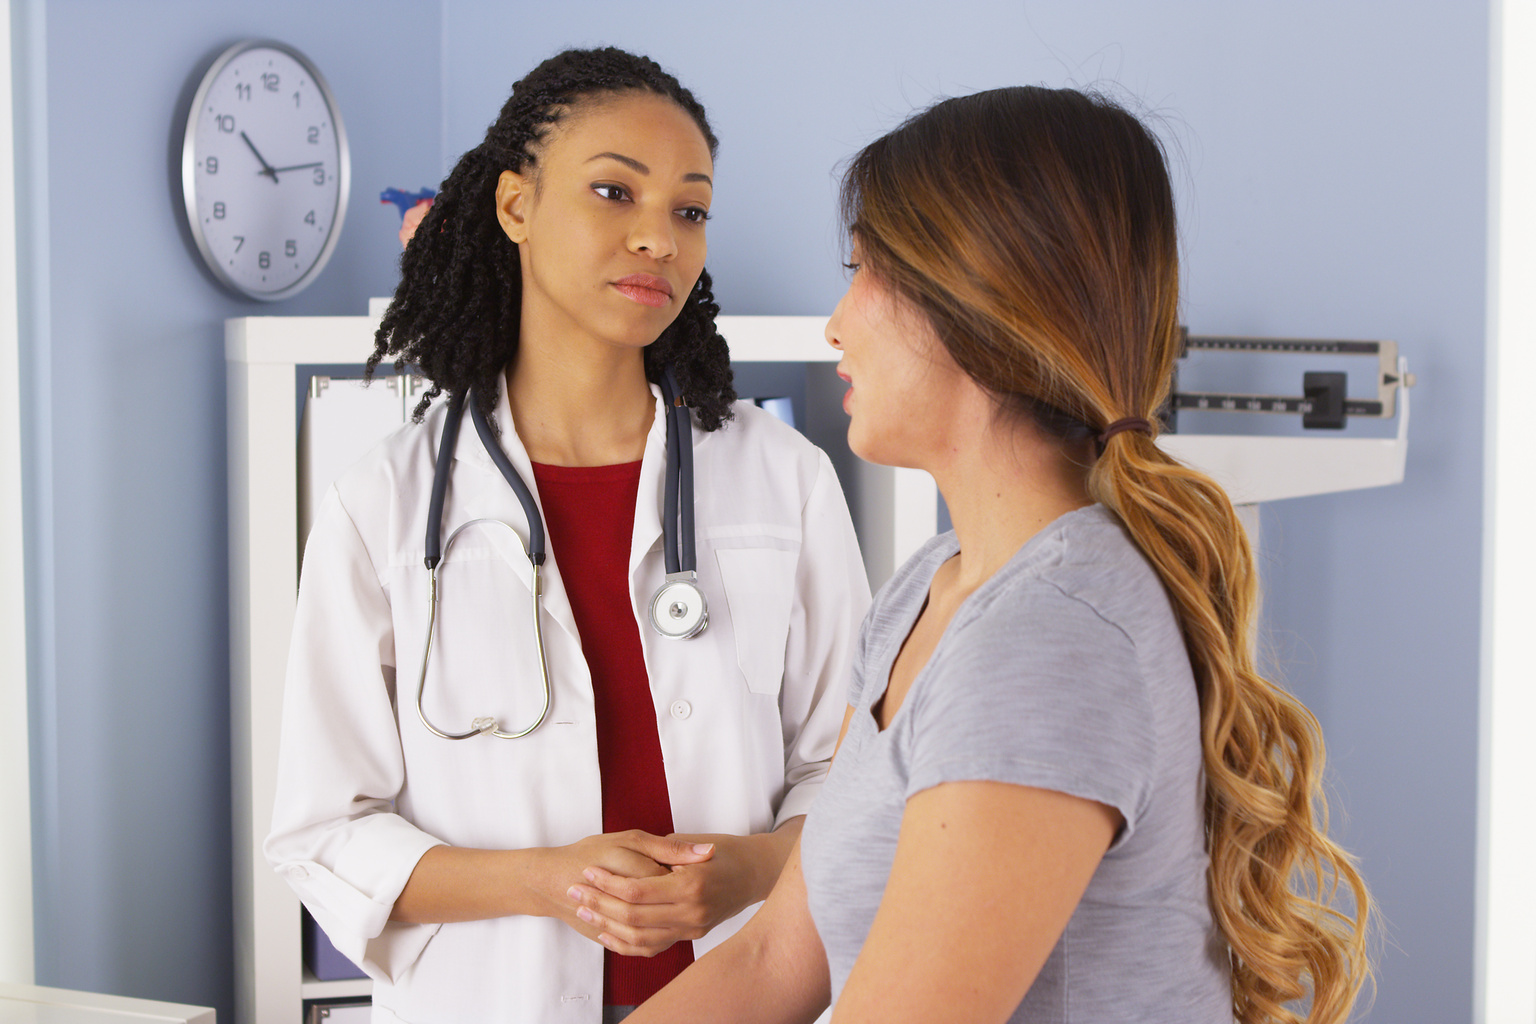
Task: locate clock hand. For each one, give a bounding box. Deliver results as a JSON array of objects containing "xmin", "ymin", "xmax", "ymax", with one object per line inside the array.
[
  {"xmin": 241, "ymin": 132, "xmax": 280, "ymax": 182},
  {"xmin": 268, "ymin": 162, "xmax": 324, "ymax": 174}
]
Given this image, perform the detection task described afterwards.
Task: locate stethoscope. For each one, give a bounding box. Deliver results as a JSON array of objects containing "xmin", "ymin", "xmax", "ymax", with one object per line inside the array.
[{"xmin": 414, "ymin": 366, "xmax": 707, "ymax": 741}]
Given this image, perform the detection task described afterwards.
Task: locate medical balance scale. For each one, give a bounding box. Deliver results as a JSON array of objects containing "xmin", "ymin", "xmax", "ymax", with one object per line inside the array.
[
  {"xmin": 1159, "ymin": 333, "xmax": 1412, "ymax": 506},
  {"xmin": 229, "ymin": 313, "xmax": 1411, "ymax": 1024}
]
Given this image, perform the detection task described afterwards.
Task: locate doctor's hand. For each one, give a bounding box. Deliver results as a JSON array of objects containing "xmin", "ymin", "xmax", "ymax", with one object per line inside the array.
[
  {"xmin": 567, "ymin": 820, "xmax": 804, "ymax": 957},
  {"xmin": 388, "ymin": 833, "xmax": 710, "ymax": 936},
  {"xmin": 534, "ymin": 830, "xmax": 714, "ymax": 954}
]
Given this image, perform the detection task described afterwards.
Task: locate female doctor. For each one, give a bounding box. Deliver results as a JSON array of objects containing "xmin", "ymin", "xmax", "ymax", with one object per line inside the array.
[{"xmin": 263, "ymin": 48, "xmax": 869, "ymax": 1024}]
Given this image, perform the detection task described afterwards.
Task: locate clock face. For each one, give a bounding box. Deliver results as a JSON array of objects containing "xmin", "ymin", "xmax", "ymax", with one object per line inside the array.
[{"xmin": 182, "ymin": 41, "xmax": 350, "ymax": 300}]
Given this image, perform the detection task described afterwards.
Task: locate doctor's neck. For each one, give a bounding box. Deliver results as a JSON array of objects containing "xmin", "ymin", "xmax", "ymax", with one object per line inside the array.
[{"xmin": 504, "ymin": 338, "xmax": 654, "ymax": 468}]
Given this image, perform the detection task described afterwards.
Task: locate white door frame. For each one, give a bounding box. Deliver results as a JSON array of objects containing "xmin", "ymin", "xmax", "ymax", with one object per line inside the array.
[
  {"xmin": 1477, "ymin": 1, "xmax": 1536, "ymax": 1020},
  {"xmin": 0, "ymin": 0, "xmax": 37, "ymax": 987}
]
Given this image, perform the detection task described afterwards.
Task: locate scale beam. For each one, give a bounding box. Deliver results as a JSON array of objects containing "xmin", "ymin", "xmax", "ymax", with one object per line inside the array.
[{"xmin": 1173, "ymin": 335, "xmax": 1413, "ymax": 427}]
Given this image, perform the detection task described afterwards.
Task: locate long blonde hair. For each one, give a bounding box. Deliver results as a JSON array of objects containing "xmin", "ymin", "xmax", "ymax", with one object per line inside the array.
[{"xmin": 842, "ymin": 86, "xmax": 1371, "ymax": 1023}]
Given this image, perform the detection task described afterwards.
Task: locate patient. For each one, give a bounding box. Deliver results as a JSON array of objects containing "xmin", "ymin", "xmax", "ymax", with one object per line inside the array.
[{"xmin": 575, "ymin": 86, "xmax": 1373, "ymax": 1024}]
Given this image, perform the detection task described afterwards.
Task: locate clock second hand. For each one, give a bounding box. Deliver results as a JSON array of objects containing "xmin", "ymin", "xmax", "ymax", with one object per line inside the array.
[
  {"xmin": 269, "ymin": 162, "xmax": 323, "ymax": 174},
  {"xmin": 241, "ymin": 131, "xmax": 281, "ymax": 183}
]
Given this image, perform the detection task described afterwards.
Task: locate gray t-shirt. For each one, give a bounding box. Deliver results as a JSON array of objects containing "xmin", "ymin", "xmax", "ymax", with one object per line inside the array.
[{"xmin": 801, "ymin": 505, "xmax": 1232, "ymax": 1022}]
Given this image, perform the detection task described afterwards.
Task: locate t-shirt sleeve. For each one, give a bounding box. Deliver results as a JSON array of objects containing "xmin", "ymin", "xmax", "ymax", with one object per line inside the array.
[{"xmin": 902, "ymin": 578, "xmax": 1158, "ymax": 845}]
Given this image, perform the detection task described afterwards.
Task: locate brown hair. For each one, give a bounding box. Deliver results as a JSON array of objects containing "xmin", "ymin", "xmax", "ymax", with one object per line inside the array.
[{"xmin": 843, "ymin": 86, "xmax": 1371, "ymax": 1023}]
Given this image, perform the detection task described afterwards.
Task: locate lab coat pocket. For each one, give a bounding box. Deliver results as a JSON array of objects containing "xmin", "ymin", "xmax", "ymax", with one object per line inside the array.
[{"xmin": 716, "ymin": 548, "xmax": 796, "ymax": 696}]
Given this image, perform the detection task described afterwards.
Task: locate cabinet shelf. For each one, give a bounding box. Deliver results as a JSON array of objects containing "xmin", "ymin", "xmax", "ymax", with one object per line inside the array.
[{"xmin": 298, "ymin": 973, "xmax": 371, "ymax": 1003}]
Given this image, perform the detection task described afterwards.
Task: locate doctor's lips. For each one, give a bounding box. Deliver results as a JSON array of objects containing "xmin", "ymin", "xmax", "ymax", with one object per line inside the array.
[{"xmin": 613, "ymin": 274, "xmax": 674, "ymax": 308}]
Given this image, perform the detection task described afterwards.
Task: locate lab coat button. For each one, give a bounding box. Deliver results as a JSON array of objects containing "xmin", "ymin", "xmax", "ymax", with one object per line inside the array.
[
  {"xmin": 288, "ymin": 865, "xmax": 309, "ymax": 880},
  {"xmin": 670, "ymin": 700, "xmax": 692, "ymax": 720}
]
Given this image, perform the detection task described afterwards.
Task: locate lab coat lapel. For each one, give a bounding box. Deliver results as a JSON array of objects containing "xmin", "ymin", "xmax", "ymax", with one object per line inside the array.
[
  {"xmin": 630, "ymin": 382, "xmax": 668, "ymax": 581},
  {"xmin": 455, "ymin": 378, "xmax": 668, "ymax": 646},
  {"xmin": 454, "ymin": 383, "xmax": 582, "ymax": 646}
]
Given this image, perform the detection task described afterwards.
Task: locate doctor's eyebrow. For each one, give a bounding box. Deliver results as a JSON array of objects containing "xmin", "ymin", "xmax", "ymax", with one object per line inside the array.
[{"xmin": 586, "ymin": 151, "xmax": 712, "ymax": 186}]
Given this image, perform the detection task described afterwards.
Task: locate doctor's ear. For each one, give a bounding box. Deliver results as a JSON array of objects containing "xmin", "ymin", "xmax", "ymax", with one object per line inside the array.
[{"xmin": 495, "ymin": 169, "xmax": 532, "ymax": 244}]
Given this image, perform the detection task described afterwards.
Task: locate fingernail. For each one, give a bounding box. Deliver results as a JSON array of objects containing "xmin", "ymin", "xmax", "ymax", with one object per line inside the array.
[
  {"xmin": 693, "ymin": 843, "xmax": 714, "ymax": 855},
  {"xmin": 576, "ymin": 907, "xmax": 594, "ymax": 924},
  {"xmin": 566, "ymin": 886, "xmax": 582, "ymax": 901},
  {"xmin": 582, "ymin": 869, "xmax": 597, "ymax": 883}
]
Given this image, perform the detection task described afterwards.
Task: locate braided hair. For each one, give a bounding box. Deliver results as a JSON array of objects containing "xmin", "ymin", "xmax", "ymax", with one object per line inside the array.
[{"xmin": 369, "ymin": 47, "xmax": 735, "ymax": 431}]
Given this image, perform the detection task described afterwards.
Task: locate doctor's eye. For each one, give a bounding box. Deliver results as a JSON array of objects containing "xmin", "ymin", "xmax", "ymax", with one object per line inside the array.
[
  {"xmin": 677, "ymin": 206, "xmax": 711, "ymax": 224},
  {"xmin": 592, "ymin": 183, "xmax": 631, "ymax": 203},
  {"xmin": 842, "ymin": 261, "xmax": 861, "ymax": 274}
]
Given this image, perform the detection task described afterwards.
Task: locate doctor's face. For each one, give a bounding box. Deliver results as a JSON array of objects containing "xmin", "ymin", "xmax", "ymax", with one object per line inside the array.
[
  {"xmin": 824, "ymin": 247, "xmax": 973, "ymax": 470},
  {"xmin": 496, "ymin": 91, "xmax": 714, "ymax": 356}
]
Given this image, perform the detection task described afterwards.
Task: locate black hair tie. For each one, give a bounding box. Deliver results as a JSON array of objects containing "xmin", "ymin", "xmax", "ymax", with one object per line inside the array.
[{"xmin": 1096, "ymin": 416, "xmax": 1154, "ymax": 455}]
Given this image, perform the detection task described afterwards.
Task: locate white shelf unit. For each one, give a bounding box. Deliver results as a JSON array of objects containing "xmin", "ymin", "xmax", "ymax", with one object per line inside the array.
[{"xmin": 226, "ymin": 313, "xmax": 937, "ymax": 1024}]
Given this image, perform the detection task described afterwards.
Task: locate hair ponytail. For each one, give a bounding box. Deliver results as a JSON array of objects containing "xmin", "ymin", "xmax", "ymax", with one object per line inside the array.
[
  {"xmin": 843, "ymin": 85, "xmax": 1372, "ymax": 1022},
  {"xmin": 1093, "ymin": 431, "xmax": 1371, "ymax": 1024}
]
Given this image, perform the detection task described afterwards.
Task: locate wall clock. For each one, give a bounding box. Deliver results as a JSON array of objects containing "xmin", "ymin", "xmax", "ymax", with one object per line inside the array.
[{"xmin": 181, "ymin": 39, "xmax": 350, "ymax": 301}]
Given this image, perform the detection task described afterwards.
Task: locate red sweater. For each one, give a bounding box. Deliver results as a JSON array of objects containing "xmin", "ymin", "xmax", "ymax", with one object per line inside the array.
[{"xmin": 530, "ymin": 460, "xmax": 694, "ymax": 1007}]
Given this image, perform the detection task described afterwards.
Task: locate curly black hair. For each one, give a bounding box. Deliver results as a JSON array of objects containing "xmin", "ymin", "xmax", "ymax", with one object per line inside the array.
[{"xmin": 369, "ymin": 46, "xmax": 736, "ymax": 431}]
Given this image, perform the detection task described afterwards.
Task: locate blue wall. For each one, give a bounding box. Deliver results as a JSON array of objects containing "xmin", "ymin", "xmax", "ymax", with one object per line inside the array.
[
  {"xmin": 16, "ymin": 2, "xmax": 1490, "ymax": 1021},
  {"xmin": 15, "ymin": 1, "xmax": 444, "ymax": 1016}
]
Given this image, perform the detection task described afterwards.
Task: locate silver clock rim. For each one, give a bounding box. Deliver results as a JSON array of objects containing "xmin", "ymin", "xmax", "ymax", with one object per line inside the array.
[{"xmin": 180, "ymin": 38, "xmax": 351, "ymax": 302}]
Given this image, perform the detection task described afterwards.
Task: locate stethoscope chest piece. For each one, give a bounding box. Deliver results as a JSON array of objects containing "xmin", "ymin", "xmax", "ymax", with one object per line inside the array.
[{"xmin": 650, "ymin": 571, "xmax": 708, "ymax": 640}]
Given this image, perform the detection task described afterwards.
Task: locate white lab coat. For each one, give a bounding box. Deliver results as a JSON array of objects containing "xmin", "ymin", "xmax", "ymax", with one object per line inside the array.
[{"xmin": 264, "ymin": 381, "xmax": 869, "ymax": 1024}]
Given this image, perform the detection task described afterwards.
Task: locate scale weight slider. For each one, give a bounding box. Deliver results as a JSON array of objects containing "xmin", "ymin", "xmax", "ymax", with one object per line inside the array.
[{"xmin": 1302, "ymin": 372, "xmax": 1348, "ymax": 430}]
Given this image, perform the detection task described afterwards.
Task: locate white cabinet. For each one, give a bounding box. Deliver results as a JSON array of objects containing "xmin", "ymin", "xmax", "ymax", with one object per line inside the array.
[
  {"xmin": 225, "ymin": 314, "xmax": 936, "ymax": 1024},
  {"xmin": 0, "ymin": 983, "xmax": 215, "ymax": 1024}
]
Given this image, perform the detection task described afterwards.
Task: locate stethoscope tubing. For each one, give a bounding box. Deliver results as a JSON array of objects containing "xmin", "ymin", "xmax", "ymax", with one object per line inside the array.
[
  {"xmin": 469, "ymin": 396, "xmax": 546, "ymax": 566},
  {"xmin": 416, "ymin": 388, "xmax": 556, "ymax": 742},
  {"xmin": 659, "ymin": 366, "xmax": 697, "ymax": 575},
  {"xmin": 417, "ymin": 517, "xmax": 551, "ymax": 740}
]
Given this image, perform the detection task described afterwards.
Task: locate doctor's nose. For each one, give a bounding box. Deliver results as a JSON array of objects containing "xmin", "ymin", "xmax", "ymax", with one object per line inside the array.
[{"xmin": 629, "ymin": 208, "xmax": 678, "ymax": 261}]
